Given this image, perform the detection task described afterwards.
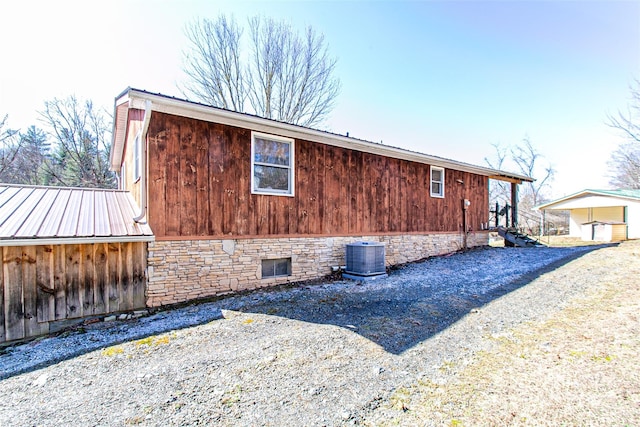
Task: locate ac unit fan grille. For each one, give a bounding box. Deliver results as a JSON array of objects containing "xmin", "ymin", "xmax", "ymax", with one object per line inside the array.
[{"xmin": 345, "ymin": 242, "xmax": 385, "ymax": 276}]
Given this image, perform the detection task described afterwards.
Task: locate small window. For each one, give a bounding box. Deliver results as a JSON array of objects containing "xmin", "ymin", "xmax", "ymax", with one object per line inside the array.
[
  {"xmin": 430, "ymin": 166, "xmax": 445, "ymax": 198},
  {"xmin": 133, "ymin": 132, "xmax": 141, "ymax": 181},
  {"xmin": 251, "ymin": 132, "xmax": 295, "ymax": 196},
  {"xmin": 261, "ymin": 258, "xmax": 292, "ymax": 278},
  {"xmin": 121, "ymin": 161, "xmax": 127, "ymax": 190}
]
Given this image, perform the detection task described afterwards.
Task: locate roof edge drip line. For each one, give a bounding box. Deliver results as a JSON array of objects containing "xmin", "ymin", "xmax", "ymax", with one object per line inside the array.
[
  {"xmin": 0, "ymin": 235, "xmax": 155, "ymax": 247},
  {"xmin": 125, "ymin": 88, "xmax": 533, "ymax": 183}
]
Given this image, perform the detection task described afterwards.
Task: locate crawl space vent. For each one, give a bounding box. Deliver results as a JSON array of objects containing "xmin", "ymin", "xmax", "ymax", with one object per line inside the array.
[{"xmin": 344, "ymin": 241, "xmax": 386, "ymax": 279}]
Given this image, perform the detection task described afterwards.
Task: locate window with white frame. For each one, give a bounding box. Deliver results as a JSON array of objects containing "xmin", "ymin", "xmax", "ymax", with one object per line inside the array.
[
  {"xmin": 251, "ymin": 132, "xmax": 295, "ymax": 196},
  {"xmin": 133, "ymin": 132, "xmax": 141, "ymax": 181},
  {"xmin": 430, "ymin": 166, "xmax": 445, "ymax": 198}
]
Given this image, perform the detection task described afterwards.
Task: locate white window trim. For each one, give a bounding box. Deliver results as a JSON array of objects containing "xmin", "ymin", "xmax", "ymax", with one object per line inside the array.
[
  {"xmin": 133, "ymin": 131, "xmax": 141, "ymax": 182},
  {"xmin": 430, "ymin": 166, "xmax": 445, "ymax": 198},
  {"xmin": 251, "ymin": 131, "xmax": 295, "ymax": 197}
]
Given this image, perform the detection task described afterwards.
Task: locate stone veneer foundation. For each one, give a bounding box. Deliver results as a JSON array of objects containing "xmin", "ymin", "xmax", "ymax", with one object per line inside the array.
[{"xmin": 146, "ymin": 232, "xmax": 489, "ymax": 307}]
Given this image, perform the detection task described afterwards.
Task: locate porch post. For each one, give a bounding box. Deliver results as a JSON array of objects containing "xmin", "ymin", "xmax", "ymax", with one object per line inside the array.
[{"xmin": 511, "ymin": 182, "xmax": 518, "ymax": 228}]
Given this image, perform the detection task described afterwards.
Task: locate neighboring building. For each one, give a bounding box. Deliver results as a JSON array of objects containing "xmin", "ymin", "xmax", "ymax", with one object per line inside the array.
[
  {"xmin": 111, "ymin": 88, "xmax": 532, "ymax": 307},
  {"xmin": 536, "ymin": 189, "xmax": 640, "ymax": 241}
]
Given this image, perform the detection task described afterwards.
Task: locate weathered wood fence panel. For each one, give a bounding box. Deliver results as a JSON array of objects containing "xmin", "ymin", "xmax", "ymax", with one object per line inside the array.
[{"xmin": 0, "ymin": 242, "xmax": 147, "ymax": 343}]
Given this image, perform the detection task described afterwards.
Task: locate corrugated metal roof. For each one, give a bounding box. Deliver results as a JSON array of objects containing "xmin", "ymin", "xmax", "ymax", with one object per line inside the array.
[{"xmin": 0, "ymin": 184, "xmax": 154, "ymax": 245}]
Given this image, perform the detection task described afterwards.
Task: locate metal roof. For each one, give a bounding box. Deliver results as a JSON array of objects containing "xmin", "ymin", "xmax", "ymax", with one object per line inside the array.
[
  {"xmin": 586, "ymin": 189, "xmax": 640, "ymax": 200},
  {"xmin": 0, "ymin": 184, "xmax": 154, "ymax": 246},
  {"xmin": 111, "ymin": 87, "xmax": 534, "ymax": 184},
  {"xmin": 536, "ymin": 188, "xmax": 640, "ymax": 211}
]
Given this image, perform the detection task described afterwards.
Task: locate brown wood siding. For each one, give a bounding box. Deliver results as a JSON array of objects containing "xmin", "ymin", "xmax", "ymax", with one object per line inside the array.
[
  {"xmin": 0, "ymin": 242, "xmax": 147, "ymax": 343},
  {"xmin": 147, "ymin": 112, "xmax": 490, "ymax": 238}
]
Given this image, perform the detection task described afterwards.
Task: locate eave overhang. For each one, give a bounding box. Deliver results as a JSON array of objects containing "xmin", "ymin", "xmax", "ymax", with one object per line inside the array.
[
  {"xmin": 112, "ymin": 88, "xmax": 533, "ymax": 183},
  {"xmin": 109, "ymin": 92, "xmax": 131, "ymax": 171}
]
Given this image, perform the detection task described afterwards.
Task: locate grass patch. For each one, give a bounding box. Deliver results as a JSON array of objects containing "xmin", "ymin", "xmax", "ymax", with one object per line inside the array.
[
  {"xmin": 101, "ymin": 346, "xmax": 124, "ymax": 357},
  {"xmin": 101, "ymin": 334, "xmax": 172, "ymax": 357},
  {"xmin": 135, "ymin": 335, "xmax": 171, "ymax": 347}
]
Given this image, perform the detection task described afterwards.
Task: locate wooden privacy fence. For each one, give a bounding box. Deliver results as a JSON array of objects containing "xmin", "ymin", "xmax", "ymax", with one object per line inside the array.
[{"xmin": 0, "ymin": 242, "xmax": 147, "ymax": 343}]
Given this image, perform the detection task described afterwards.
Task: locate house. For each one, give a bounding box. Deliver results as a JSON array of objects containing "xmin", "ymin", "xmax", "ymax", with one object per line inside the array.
[
  {"xmin": 0, "ymin": 184, "xmax": 153, "ymax": 342},
  {"xmin": 110, "ymin": 88, "xmax": 532, "ymax": 307},
  {"xmin": 535, "ymin": 189, "xmax": 640, "ymax": 241}
]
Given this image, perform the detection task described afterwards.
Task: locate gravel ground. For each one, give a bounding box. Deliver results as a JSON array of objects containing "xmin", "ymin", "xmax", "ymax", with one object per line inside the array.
[{"xmin": 0, "ymin": 244, "xmax": 608, "ymax": 426}]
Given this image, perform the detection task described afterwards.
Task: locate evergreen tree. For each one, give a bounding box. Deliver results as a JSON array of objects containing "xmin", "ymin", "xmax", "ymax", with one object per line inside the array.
[
  {"xmin": 40, "ymin": 96, "xmax": 115, "ymax": 188},
  {"xmin": 10, "ymin": 126, "xmax": 51, "ymax": 185}
]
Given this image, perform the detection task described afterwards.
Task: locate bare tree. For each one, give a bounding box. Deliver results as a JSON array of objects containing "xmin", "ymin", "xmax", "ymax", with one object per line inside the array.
[
  {"xmin": 182, "ymin": 16, "xmax": 246, "ymax": 112},
  {"xmin": 484, "ymin": 142, "xmax": 511, "ymax": 206},
  {"xmin": 485, "ymin": 137, "xmax": 556, "ymax": 233},
  {"xmin": 511, "ymin": 137, "xmax": 555, "ymax": 210},
  {"xmin": 40, "ymin": 96, "xmax": 116, "ymax": 188},
  {"xmin": 607, "ymin": 78, "xmax": 640, "ymax": 188},
  {"xmin": 608, "ymin": 142, "xmax": 640, "ymax": 189},
  {"xmin": 608, "ymin": 78, "xmax": 640, "ymax": 143},
  {"xmin": 182, "ymin": 15, "xmax": 341, "ymax": 127},
  {"xmin": 0, "ymin": 114, "xmax": 23, "ymax": 181}
]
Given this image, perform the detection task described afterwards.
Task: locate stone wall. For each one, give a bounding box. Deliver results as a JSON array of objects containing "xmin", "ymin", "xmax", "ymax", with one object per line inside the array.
[{"xmin": 146, "ymin": 232, "xmax": 489, "ymax": 307}]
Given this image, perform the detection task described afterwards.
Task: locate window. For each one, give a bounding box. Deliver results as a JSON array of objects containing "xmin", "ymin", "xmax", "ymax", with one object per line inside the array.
[
  {"xmin": 261, "ymin": 258, "xmax": 292, "ymax": 278},
  {"xmin": 133, "ymin": 132, "xmax": 141, "ymax": 181},
  {"xmin": 430, "ymin": 166, "xmax": 445, "ymax": 198},
  {"xmin": 121, "ymin": 161, "xmax": 127, "ymax": 190},
  {"xmin": 251, "ymin": 132, "xmax": 295, "ymax": 196}
]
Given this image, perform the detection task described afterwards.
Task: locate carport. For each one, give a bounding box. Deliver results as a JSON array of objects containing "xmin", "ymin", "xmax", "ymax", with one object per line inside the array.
[{"xmin": 536, "ymin": 189, "xmax": 640, "ymax": 241}]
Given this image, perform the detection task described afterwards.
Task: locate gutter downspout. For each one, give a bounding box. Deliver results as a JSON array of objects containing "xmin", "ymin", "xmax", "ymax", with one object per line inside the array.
[{"xmin": 134, "ymin": 100, "xmax": 152, "ymax": 223}]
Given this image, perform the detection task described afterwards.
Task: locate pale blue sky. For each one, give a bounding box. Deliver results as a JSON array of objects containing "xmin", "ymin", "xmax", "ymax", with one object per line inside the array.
[{"xmin": 1, "ymin": 0, "xmax": 638, "ymax": 198}]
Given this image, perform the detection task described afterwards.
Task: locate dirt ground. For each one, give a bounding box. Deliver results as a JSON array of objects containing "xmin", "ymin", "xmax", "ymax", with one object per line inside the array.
[
  {"xmin": 491, "ymin": 234, "xmax": 610, "ymax": 248},
  {"xmin": 542, "ymin": 235, "xmax": 621, "ymax": 247},
  {"xmin": 365, "ymin": 239, "xmax": 640, "ymax": 426}
]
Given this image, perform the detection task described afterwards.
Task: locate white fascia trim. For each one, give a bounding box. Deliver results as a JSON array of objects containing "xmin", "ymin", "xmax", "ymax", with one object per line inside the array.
[
  {"xmin": 110, "ymin": 95, "xmax": 132, "ymax": 171},
  {"xmin": 535, "ymin": 192, "xmax": 585, "ymax": 211},
  {"xmin": 534, "ymin": 190, "xmax": 624, "ymax": 210},
  {"xmin": 126, "ymin": 90, "xmax": 533, "ymax": 183},
  {"xmin": 0, "ymin": 235, "xmax": 155, "ymax": 247}
]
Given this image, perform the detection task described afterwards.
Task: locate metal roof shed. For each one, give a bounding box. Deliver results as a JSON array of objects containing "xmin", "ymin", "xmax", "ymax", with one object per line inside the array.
[
  {"xmin": 0, "ymin": 184, "xmax": 154, "ymax": 343},
  {"xmin": 0, "ymin": 184, "xmax": 154, "ymax": 245}
]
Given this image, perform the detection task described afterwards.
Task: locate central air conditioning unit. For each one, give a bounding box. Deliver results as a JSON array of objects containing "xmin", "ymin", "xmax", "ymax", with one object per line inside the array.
[{"xmin": 343, "ymin": 241, "xmax": 387, "ymax": 280}]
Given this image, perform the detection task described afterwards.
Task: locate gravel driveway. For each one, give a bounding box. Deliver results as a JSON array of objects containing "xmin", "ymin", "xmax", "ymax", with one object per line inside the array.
[{"xmin": 0, "ymin": 244, "xmax": 606, "ymax": 426}]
